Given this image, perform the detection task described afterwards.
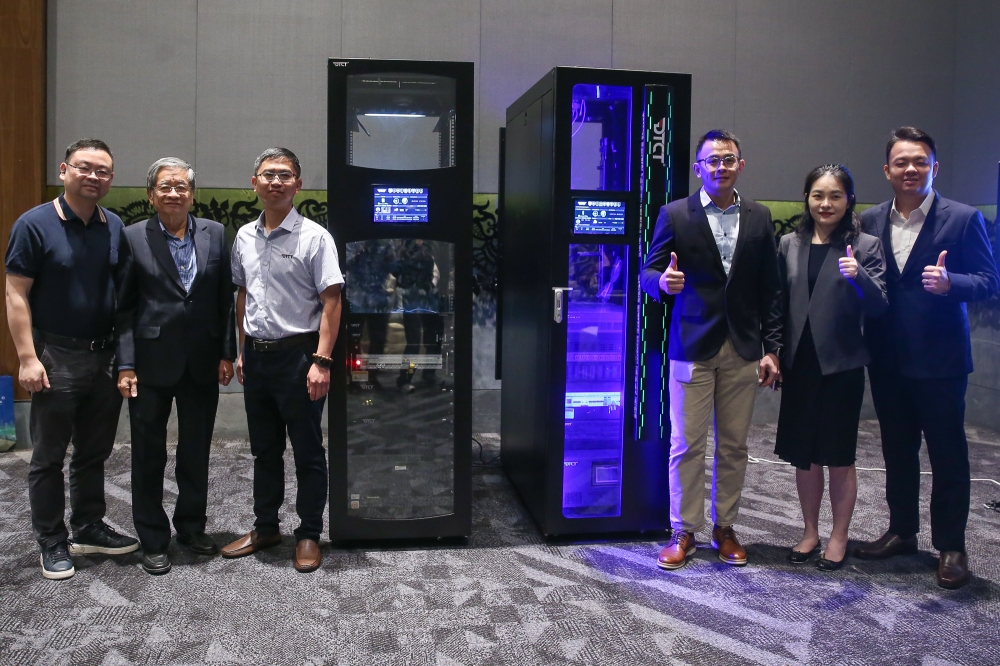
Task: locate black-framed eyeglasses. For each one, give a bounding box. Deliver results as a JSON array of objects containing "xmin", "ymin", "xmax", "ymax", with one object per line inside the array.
[
  {"xmin": 697, "ymin": 155, "xmax": 740, "ymax": 169},
  {"xmin": 256, "ymin": 171, "xmax": 297, "ymax": 183},
  {"xmin": 65, "ymin": 162, "xmax": 113, "ymax": 180}
]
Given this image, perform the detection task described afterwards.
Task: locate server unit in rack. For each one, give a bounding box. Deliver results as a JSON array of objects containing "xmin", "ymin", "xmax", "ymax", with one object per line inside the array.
[
  {"xmin": 327, "ymin": 60, "xmax": 473, "ymax": 540},
  {"xmin": 499, "ymin": 67, "xmax": 691, "ymax": 536}
]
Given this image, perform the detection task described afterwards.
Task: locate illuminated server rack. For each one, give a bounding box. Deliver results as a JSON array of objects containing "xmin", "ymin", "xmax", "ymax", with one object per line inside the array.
[
  {"xmin": 499, "ymin": 67, "xmax": 691, "ymax": 536},
  {"xmin": 327, "ymin": 60, "xmax": 473, "ymax": 540}
]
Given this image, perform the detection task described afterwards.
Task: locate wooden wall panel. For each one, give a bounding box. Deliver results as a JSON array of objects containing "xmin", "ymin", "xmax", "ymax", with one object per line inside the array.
[{"xmin": 0, "ymin": 0, "xmax": 46, "ymax": 400}]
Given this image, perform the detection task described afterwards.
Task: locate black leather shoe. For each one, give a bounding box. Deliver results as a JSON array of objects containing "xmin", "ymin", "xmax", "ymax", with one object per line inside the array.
[
  {"xmin": 937, "ymin": 551, "xmax": 970, "ymax": 589},
  {"xmin": 854, "ymin": 531, "xmax": 918, "ymax": 560},
  {"xmin": 176, "ymin": 531, "xmax": 218, "ymax": 556},
  {"xmin": 141, "ymin": 551, "xmax": 171, "ymax": 575},
  {"xmin": 816, "ymin": 553, "xmax": 845, "ymax": 571},
  {"xmin": 788, "ymin": 541, "xmax": 821, "ymax": 564}
]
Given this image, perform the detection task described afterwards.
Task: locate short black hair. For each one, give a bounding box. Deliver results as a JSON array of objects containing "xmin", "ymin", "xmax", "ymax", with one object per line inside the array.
[
  {"xmin": 796, "ymin": 164, "xmax": 860, "ymax": 246},
  {"xmin": 695, "ymin": 129, "xmax": 741, "ymax": 158},
  {"xmin": 254, "ymin": 147, "xmax": 301, "ymax": 178},
  {"xmin": 65, "ymin": 138, "xmax": 113, "ymax": 165},
  {"xmin": 886, "ymin": 126, "xmax": 936, "ymax": 164}
]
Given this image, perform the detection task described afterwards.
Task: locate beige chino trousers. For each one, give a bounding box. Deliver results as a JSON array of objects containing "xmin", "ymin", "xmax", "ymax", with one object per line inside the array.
[{"xmin": 668, "ymin": 337, "xmax": 759, "ymax": 532}]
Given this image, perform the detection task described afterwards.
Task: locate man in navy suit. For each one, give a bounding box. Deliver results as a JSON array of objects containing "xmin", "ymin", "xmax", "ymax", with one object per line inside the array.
[
  {"xmin": 856, "ymin": 127, "xmax": 997, "ymax": 589},
  {"xmin": 116, "ymin": 157, "xmax": 237, "ymax": 575}
]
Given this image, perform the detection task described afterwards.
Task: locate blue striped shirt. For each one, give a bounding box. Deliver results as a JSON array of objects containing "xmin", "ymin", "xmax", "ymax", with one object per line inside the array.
[{"xmin": 159, "ymin": 215, "xmax": 197, "ymax": 292}]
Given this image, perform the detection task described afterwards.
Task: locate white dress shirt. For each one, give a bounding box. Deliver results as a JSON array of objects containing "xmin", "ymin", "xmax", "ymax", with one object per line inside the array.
[
  {"xmin": 889, "ymin": 190, "xmax": 935, "ymax": 271},
  {"xmin": 700, "ymin": 188, "xmax": 740, "ymax": 276}
]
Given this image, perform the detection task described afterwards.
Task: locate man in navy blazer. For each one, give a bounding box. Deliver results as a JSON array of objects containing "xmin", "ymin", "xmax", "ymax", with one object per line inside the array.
[
  {"xmin": 640, "ymin": 130, "xmax": 782, "ymax": 571},
  {"xmin": 856, "ymin": 127, "xmax": 997, "ymax": 589},
  {"xmin": 115, "ymin": 158, "xmax": 237, "ymax": 575}
]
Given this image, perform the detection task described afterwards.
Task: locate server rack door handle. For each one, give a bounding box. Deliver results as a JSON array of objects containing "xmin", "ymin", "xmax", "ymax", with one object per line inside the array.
[{"xmin": 552, "ymin": 287, "xmax": 571, "ymax": 323}]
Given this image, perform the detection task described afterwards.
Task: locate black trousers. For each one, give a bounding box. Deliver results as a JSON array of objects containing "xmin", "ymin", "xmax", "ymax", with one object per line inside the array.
[
  {"xmin": 868, "ymin": 366, "xmax": 970, "ymax": 553},
  {"xmin": 129, "ymin": 370, "xmax": 220, "ymax": 553},
  {"xmin": 243, "ymin": 342, "xmax": 327, "ymax": 542},
  {"xmin": 28, "ymin": 344, "xmax": 122, "ymax": 549}
]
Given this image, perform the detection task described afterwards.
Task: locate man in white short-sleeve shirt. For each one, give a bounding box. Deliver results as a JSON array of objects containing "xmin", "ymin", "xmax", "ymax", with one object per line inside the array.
[{"xmin": 221, "ymin": 147, "xmax": 343, "ymax": 573}]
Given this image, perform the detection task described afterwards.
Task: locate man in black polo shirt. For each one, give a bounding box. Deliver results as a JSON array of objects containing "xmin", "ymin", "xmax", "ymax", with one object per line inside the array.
[{"xmin": 5, "ymin": 138, "xmax": 139, "ymax": 580}]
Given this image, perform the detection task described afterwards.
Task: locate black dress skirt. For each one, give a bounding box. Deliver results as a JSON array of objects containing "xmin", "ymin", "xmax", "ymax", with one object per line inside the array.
[{"xmin": 774, "ymin": 244, "xmax": 865, "ymax": 471}]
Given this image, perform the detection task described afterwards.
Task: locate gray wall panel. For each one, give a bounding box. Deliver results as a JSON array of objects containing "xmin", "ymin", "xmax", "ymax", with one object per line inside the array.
[
  {"xmin": 478, "ymin": 0, "xmax": 613, "ymax": 193},
  {"xmin": 612, "ymin": 0, "xmax": 737, "ymax": 196},
  {"xmin": 195, "ymin": 1, "xmax": 342, "ymax": 190},
  {"xmin": 731, "ymin": 1, "xmax": 854, "ymax": 201},
  {"xmin": 953, "ymin": 0, "xmax": 1000, "ymax": 206},
  {"xmin": 49, "ymin": 1, "xmax": 198, "ymax": 187},
  {"xmin": 341, "ymin": 0, "xmax": 481, "ymax": 189},
  {"xmin": 843, "ymin": 0, "xmax": 958, "ymax": 204}
]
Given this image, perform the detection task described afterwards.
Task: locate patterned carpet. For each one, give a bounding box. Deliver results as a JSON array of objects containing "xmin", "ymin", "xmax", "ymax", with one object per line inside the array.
[{"xmin": 1, "ymin": 421, "xmax": 999, "ymax": 665}]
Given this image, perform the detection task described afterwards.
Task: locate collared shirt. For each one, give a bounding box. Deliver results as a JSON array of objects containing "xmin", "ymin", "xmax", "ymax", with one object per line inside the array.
[
  {"xmin": 4, "ymin": 194, "xmax": 124, "ymax": 338},
  {"xmin": 231, "ymin": 208, "xmax": 344, "ymax": 340},
  {"xmin": 159, "ymin": 215, "xmax": 197, "ymax": 293},
  {"xmin": 701, "ymin": 188, "xmax": 740, "ymax": 275},
  {"xmin": 889, "ymin": 190, "xmax": 935, "ymax": 270}
]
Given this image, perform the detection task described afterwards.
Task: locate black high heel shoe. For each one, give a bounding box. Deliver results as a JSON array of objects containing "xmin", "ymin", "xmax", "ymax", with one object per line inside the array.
[
  {"xmin": 787, "ymin": 541, "xmax": 821, "ymax": 564},
  {"xmin": 816, "ymin": 551, "xmax": 846, "ymax": 571}
]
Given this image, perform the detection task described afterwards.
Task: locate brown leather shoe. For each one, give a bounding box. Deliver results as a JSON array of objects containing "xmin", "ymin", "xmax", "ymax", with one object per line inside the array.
[
  {"xmin": 853, "ymin": 531, "xmax": 917, "ymax": 560},
  {"xmin": 937, "ymin": 551, "xmax": 970, "ymax": 589},
  {"xmin": 220, "ymin": 531, "xmax": 281, "ymax": 558},
  {"xmin": 294, "ymin": 539, "xmax": 321, "ymax": 573},
  {"xmin": 712, "ymin": 525, "xmax": 747, "ymax": 566},
  {"xmin": 657, "ymin": 531, "xmax": 697, "ymax": 570}
]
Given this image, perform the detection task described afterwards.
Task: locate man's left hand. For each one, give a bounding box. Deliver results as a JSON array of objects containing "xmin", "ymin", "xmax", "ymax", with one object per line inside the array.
[
  {"xmin": 219, "ymin": 360, "xmax": 234, "ymax": 386},
  {"xmin": 922, "ymin": 250, "xmax": 950, "ymax": 295},
  {"xmin": 758, "ymin": 353, "xmax": 780, "ymax": 388},
  {"xmin": 307, "ymin": 363, "xmax": 330, "ymax": 401}
]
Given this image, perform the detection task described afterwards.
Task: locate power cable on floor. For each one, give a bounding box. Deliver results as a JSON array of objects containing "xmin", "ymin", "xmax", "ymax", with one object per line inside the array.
[{"xmin": 472, "ymin": 436, "xmax": 501, "ymax": 468}]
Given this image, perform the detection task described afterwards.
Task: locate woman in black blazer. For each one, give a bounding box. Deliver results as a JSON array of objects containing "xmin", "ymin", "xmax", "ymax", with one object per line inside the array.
[{"xmin": 775, "ymin": 165, "xmax": 887, "ymax": 570}]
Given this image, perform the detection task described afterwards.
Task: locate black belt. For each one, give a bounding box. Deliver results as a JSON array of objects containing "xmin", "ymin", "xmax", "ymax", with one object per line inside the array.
[
  {"xmin": 247, "ymin": 332, "xmax": 318, "ymax": 352},
  {"xmin": 33, "ymin": 329, "xmax": 114, "ymax": 351}
]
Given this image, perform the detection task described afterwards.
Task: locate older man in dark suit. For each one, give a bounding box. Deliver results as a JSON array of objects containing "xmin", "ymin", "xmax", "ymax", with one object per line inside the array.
[
  {"xmin": 640, "ymin": 130, "xmax": 783, "ymax": 571},
  {"xmin": 116, "ymin": 157, "xmax": 237, "ymax": 575},
  {"xmin": 856, "ymin": 127, "xmax": 998, "ymax": 589}
]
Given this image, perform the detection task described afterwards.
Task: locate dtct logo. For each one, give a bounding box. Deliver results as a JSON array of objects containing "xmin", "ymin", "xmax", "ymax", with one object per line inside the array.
[
  {"xmin": 650, "ymin": 117, "xmax": 667, "ymax": 166},
  {"xmin": 331, "ymin": 61, "xmax": 348, "ymax": 67}
]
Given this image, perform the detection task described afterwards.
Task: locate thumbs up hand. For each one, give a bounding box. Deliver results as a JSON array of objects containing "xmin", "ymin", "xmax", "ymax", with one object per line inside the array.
[
  {"xmin": 659, "ymin": 252, "xmax": 685, "ymax": 295},
  {"xmin": 922, "ymin": 250, "xmax": 950, "ymax": 295},
  {"xmin": 838, "ymin": 244, "xmax": 858, "ymax": 279}
]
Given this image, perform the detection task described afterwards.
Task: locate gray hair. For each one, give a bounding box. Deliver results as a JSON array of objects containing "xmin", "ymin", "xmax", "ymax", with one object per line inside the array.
[
  {"xmin": 146, "ymin": 157, "xmax": 196, "ymax": 191},
  {"xmin": 253, "ymin": 147, "xmax": 301, "ymax": 178}
]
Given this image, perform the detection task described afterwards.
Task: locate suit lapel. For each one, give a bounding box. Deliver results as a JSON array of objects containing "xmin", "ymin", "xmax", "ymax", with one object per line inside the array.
[
  {"xmin": 900, "ymin": 194, "xmax": 944, "ymax": 278},
  {"xmin": 188, "ymin": 217, "xmax": 211, "ymax": 294},
  {"xmin": 688, "ymin": 194, "xmax": 725, "ymax": 275},
  {"xmin": 875, "ymin": 203, "xmax": 900, "ymax": 278},
  {"xmin": 810, "ymin": 239, "xmax": 845, "ymax": 303},
  {"xmin": 146, "ymin": 216, "xmax": 185, "ymax": 292},
  {"xmin": 788, "ymin": 234, "xmax": 810, "ymax": 320}
]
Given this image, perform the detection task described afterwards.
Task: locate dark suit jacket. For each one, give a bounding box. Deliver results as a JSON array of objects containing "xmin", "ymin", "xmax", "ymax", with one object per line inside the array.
[
  {"xmin": 640, "ymin": 192, "xmax": 783, "ymax": 362},
  {"xmin": 860, "ymin": 194, "xmax": 997, "ymax": 378},
  {"xmin": 116, "ymin": 216, "xmax": 237, "ymax": 387},
  {"xmin": 778, "ymin": 231, "xmax": 887, "ymax": 375}
]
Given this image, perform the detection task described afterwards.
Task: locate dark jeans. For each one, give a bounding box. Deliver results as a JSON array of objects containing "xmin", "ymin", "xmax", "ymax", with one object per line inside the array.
[
  {"xmin": 28, "ymin": 344, "xmax": 122, "ymax": 549},
  {"xmin": 243, "ymin": 342, "xmax": 327, "ymax": 542},
  {"xmin": 129, "ymin": 371, "xmax": 219, "ymax": 553},
  {"xmin": 868, "ymin": 366, "xmax": 970, "ymax": 553}
]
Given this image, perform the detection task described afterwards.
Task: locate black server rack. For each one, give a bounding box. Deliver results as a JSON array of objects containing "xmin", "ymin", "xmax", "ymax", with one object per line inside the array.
[
  {"xmin": 327, "ymin": 59, "xmax": 474, "ymax": 540},
  {"xmin": 499, "ymin": 67, "xmax": 691, "ymax": 537}
]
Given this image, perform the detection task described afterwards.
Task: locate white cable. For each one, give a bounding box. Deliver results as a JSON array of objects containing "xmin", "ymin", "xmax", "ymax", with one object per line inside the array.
[{"xmin": 708, "ymin": 455, "xmax": 1000, "ymax": 486}]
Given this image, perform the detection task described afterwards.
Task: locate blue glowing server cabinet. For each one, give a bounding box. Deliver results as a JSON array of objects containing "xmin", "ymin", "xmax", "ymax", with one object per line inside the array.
[
  {"xmin": 328, "ymin": 60, "xmax": 474, "ymax": 541},
  {"xmin": 499, "ymin": 67, "xmax": 691, "ymax": 536}
]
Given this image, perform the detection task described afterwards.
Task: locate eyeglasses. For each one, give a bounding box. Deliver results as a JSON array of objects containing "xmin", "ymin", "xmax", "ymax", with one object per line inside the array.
[
  {"xmin": 65, "ymin": 163, "xmax": 113, "ymax": 180},
  {"xmin": 697, "ymin": 154, "xmax": 740, "ymax": 170},
  {"xmin": 256, "ymin": 170, "xmax": 297, "ymax": 183},
  {"xmin": 155, "ymin": 183, "xmax": 192, "ymax": 195}
]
